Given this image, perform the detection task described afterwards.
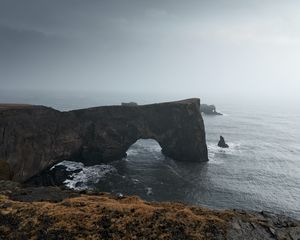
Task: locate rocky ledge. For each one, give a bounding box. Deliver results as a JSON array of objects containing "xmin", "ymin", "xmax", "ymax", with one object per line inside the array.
[
  {"xmin": 0, "ymin": 182, "xmax": 299, "ymax": 240},
  {"xmin": 0, "ymin": 98, "xmax": 208, "ymax": 182}
]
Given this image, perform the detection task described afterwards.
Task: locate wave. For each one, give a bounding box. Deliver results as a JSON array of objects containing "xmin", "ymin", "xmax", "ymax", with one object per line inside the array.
[
  {"xmin": 53, "ymin": 160, "xmax": 117, "ymax": 190},
  {"xmin": 207, "ymin": 142, "xmax": 242, "ymax": 163},
  {"xmin": 145, "ymin": 187, "xmax": 153, "ymax": 195},
  {"xmin": 52, "ymin": 160, "xmax": 84, "ymax": 171}
]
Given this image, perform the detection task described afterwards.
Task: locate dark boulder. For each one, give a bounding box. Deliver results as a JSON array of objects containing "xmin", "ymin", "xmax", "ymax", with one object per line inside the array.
[
  {"xmin": 218, "ymin": 136, "xmax": 229, "ymax": 148},
  {"xmin": 26, "ymin": 165, "xmax": 81, "ymax": 187}
]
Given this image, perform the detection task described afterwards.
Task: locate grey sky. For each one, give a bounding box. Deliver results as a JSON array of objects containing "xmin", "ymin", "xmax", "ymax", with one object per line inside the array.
[{"xmin": 1, "ymin": 0, "xmax": 300, "ymax": 102}]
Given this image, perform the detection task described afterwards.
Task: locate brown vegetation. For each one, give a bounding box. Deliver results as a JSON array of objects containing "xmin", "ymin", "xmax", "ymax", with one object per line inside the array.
[
  {"xmin": 0, "ymin": 191, "xmax": 299, "ymax": 240},
  {"xmin": 0, "ymin": 104, "xmax": 33, "ymax": 109}
]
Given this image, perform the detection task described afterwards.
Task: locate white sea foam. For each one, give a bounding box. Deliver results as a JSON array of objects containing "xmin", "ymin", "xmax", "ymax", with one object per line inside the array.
[
  {"xmin": 145, "ymin": 187, "xmax": 153, "ymax": 195},
  {"xmin": 126, "ymin": 148, "xmax": 140, "ymax": 156},
  {"xmin": 208, "ymin": 142, "xmax": 241, "ymax": 154},
  {"xmin": 52, "ymin": 160, "xmax": 117, "ymax": 190},
  {"xmin": 207, "ymin": 142, "xmax": 242, "ymax": 163},
  {"xmin": 132, "ymin": 178, "xmax": 140, "ymax": 184},
  {"xmin": 52, "ymin": 160, "xmax": 84, "ymax": 171}
]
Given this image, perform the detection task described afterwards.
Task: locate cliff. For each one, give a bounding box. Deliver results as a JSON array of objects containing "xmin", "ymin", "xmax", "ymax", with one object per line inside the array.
[
  {"xmin": 0, "ymin": 182, "xmax": 299, "ymax": 240},
  {"xmin": 0, "ymin": 98, "xmax": 208, "ymax": 182}
]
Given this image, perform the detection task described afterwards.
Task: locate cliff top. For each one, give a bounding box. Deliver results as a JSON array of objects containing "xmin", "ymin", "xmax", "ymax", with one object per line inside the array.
[
  {"xmin": 0, "ymin": 104, "xmax": 35, "ymax": 110},
  {"xmin": 0, "ymin": 184, "xmax": 299, "ymax": 240},
  {"xmin": 0, "ymin": 98, "xmax": 200, "ymax": 112}
]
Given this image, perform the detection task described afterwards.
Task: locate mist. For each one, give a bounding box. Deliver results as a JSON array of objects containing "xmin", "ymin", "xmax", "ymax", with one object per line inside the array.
[{"xmin": 1, "ymin": 0, "xmax": 300, "ymax": 106}]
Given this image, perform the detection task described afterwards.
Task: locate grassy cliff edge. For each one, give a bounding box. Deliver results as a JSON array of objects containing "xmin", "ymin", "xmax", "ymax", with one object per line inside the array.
[{"xmin": 0, "ymin": 182, "xmax": 299, "ymax": 240}]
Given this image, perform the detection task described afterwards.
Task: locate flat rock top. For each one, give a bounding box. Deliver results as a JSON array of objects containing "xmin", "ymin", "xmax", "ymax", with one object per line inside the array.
[
  {"xmin": 0, "ymin": 98, "xmax": 201, "ymax": 113},
  {"xmin": 0, "ymin": 104, "xmax": 34, "ymax": 110},
  {"xmin": 141, "ymin": 98, "xmax": 200, "ymax": 107}
]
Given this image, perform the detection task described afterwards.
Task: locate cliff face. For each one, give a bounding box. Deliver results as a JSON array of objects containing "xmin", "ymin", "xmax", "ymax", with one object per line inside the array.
[{"xmin": 0, "ymin": 98, "xmax": 208, "ymax": 182}]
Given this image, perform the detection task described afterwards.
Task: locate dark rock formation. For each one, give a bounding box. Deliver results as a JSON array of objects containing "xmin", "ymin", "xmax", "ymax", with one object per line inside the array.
[
  {"xmin": 218, "ymin": 136, "xmax": 229, "ymax": 148},
  {"xmin": 0, "ymin": 183, "xmax": 299, "ymax": 240},
  {"xmin": 121, "ymin": 102, "xmax": 138, "ymax": 106},
  {"xmin": 200, "ymin": 104, "xmax": 222, "ymax": 115},
  {"xmin": 0, "ymin": 98, "xmax": 208, "ymax": 182},
  {"xmin": 26, "ymin": 165, "xmax": 80, "ymax": 187}
]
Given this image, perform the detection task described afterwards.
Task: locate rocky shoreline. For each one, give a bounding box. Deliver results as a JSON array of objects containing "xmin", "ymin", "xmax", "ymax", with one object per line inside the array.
[{"xmin": 0, "ymin": 181, "xmax": 299, "ymax": 240}]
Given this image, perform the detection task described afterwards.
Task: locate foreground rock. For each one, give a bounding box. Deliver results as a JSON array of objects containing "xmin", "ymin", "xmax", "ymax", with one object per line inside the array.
[
  {"xmin": 200, "ymin": 104, "xmax": 222, "ymax": 115},
  {"xmin": 0, "ymin": 99, "xmax": 208, "ymax": 182},
  {"xmin": 0, "ymin": 183, "xmax": 299, "ymax": 240},
  {"xmin": 218, "ymin": 136, "xmax": 229, "ymax": 148}
]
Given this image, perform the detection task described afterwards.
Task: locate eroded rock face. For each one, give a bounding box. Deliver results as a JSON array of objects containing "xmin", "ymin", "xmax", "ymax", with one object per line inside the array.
[
  {"xmin": 0, "ymin": 98, "xmax": 208, "ymax": 182},
  {"xmin": 0, "ymin": 160, "xmax": 12, "ymax": 180}
]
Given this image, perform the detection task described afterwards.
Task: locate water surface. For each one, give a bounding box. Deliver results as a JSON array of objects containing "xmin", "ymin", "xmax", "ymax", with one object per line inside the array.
[{"xmin": 55, "ymin": 103, "xmax": 300, "ymax": 219}]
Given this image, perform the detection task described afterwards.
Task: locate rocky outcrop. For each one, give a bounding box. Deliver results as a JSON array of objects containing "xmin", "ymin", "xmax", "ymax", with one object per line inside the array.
[
  {"xmin": 0, "ymin": 183, "xmax": 299, "ymax": 240},
  {"xmin": 218, "ymin": 136, "xmax": 229, "ymax": 148},
  {"xmin": 121, "ymin": 102, "xmax": 138, "ymax": 106},
  {"xmin": 200, "ymin": 104, "xmax": 222, "ymax": 115},
  {"xmin": 0, "ymin": 98, "xmax": 208, "ymax": 182}
]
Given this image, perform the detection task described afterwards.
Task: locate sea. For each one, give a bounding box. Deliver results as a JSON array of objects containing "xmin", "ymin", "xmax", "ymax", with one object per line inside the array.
[{"xmin": 1, "ymin": 91, "xmax": 300, "ymax": 219}]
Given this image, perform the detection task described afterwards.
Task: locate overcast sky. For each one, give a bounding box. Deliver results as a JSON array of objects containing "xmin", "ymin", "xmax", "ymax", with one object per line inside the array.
[{"xmin": 1, "ymin": 0, "xmax": 300, "ymax": 103}]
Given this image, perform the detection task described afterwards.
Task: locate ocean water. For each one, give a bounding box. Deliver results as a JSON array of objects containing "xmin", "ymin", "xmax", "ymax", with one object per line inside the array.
[{"xmin": 48, "ymin": 102, "xmax": 300, "ymax": 220}]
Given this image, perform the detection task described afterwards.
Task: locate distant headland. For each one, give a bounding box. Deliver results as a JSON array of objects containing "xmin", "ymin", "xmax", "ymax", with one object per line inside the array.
[{"xmin": 200, "ymin": 104, "xmax": 222, "ymax": 115}]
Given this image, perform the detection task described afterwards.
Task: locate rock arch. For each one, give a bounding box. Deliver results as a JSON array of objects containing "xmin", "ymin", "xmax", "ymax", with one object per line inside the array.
[{"xmin": 0, "ymin": 98, "xmax": 208, "ymax": 182}]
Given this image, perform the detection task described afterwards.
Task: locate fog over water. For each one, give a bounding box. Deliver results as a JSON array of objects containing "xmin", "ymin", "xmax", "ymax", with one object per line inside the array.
[
  {"xmin": 1, "ymin": 0, "xmax": 300, "ymax": 104},
  {"xmin": 1, "ymin": 0, "xmax": 300, "ymax": 220}
]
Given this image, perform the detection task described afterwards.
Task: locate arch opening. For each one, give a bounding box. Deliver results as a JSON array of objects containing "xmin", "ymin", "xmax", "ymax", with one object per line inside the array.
[{"xmin": 126, "ymin": 139, "xmax": 163, "ymax": 160}]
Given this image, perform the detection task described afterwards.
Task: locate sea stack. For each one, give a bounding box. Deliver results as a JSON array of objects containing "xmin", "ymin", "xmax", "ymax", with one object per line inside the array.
[{"xmin": 218, "ymin": 136, "xmax": 229, "ymax": 148}]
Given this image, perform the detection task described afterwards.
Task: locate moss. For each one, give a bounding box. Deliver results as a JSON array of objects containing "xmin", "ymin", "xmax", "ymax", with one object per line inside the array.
[
  {"xmin": 0, "ymin": 192, "xmax": 298, "ymax": 239},
  {"xmin": 0, "ymin": 193, "xmax": 228, "ymax": 239}
]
